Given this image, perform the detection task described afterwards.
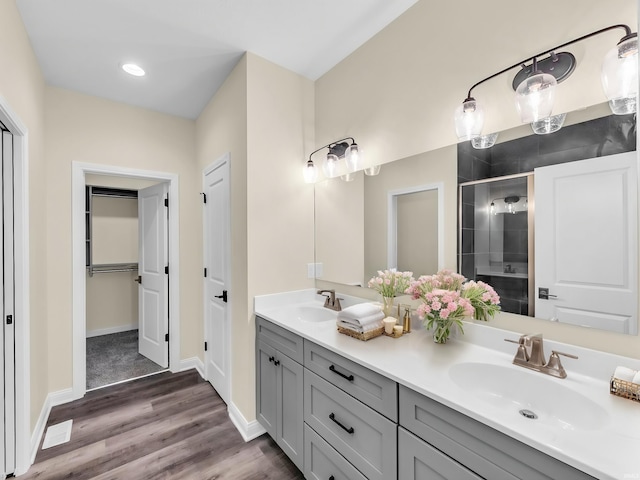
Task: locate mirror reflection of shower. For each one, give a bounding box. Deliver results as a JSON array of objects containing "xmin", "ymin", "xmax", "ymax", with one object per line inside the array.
[{"xmin": 460, "ymin": 174, "xmax": 533, "ymax": 316}]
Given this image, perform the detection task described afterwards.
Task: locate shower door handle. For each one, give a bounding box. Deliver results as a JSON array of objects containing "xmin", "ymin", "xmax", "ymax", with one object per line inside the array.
[{"xmin": 134, "ymin": 275, "xmax": 142, "ymax": 284}]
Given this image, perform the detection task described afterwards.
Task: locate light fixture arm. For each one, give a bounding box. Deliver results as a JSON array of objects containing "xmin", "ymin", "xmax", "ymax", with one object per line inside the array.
[
  {"xmin": 307, "ymin": 137, "xmax": 356, "ymax": 160},
  {"xmin": 463, "ymin": 24, "xmax": 636, "ymax": 101}
]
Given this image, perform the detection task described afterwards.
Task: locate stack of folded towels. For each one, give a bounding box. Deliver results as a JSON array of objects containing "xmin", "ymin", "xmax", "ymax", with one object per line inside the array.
[
  {"xmin": 337, "ymin": 303, "xmax": 385, "ymax": 334},
  {"xmin": 613, "ymin": 366, "xmax": 640, "ymax": 385}
]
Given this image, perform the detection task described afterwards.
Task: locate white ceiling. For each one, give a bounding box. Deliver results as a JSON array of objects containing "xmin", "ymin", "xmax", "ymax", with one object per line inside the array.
[{"xmin": 16, "ymin": 0, "xmax": 418, "ymax": 119}]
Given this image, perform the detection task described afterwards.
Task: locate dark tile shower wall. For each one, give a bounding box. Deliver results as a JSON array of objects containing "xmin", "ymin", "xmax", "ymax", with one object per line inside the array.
[
  {"xmin": 458, "ymin": 113, "xmax": 636, "ymax": 183},
  {"xmin": 458, "ymin": 112, "xmax": 636, "ymax": 316}
]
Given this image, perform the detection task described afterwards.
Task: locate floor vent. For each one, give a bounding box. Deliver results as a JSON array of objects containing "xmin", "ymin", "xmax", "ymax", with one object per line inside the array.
[{"xmin": 42, "ymin": 420, "xmax": 73, "ymax": 449}]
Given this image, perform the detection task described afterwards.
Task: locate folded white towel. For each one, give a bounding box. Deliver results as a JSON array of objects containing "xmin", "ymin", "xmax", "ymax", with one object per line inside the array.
[
  {"xmin": 633, "ymin": 371, "xmax": 640, "ymax": 385},
  {"xmin": 337, "ymin": 319, "xmax": 383, "ymax": 334},
  {"xmin": 338, "ymin": 311, "xmax": 385, "ymax": 328},
  {"xmin": 614, "ymin": 366, "xmax": 637, "ymax": 382},
  {"xmin": 337, "ymin": 303, "xmax": 383, "ymax": 321}
]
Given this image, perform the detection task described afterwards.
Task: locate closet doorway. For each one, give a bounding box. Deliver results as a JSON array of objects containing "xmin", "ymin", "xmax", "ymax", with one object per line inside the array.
[{"xmin": 85, "ymin": 175, "xmax": 168, "ymax": 390}]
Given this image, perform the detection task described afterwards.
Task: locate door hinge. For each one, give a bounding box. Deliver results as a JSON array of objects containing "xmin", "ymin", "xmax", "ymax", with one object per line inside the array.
[
  {"xmin": 200, "ymin": 192, "xmax": 207, "ymax": 204},
  {"xmin": 204, "ymin": 267, "xmax": 207, "ymax": 277},
  {"xmin": 165, "ymin": 333, "xmax": 169, "ymax": 342},
  {"xmin": 165, "ymin": 265, "xmax": 169, "ymax": 275},
  {"xmin": 164, "ymin": 197, "xmax": 169, "ymax": 207},
  {"xmin": 6, "ymin": 315, "xmax": 12, "ymax": 325},
  {"xmin": 204, "ymin": 341, "xmax": 208, "ymax": 351}
]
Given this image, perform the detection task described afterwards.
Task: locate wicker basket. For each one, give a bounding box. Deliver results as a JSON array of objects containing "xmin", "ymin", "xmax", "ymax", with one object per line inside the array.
[
  {"xmin": 337, "ymin": 325, "xmax": 384, "ymax": 341},
  {"xmin": 610, "ymin": 376, "xmax": 640, "ymax": 403}
]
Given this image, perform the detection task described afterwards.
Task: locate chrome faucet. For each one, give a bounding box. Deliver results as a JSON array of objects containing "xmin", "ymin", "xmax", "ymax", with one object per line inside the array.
[
  {"xmin": 504, "ymin": 333, "xmax": 578, "ymax": 378},
  {"xmin": 317, "ymin": 289, "xmax": 342, "ymax": 311}
]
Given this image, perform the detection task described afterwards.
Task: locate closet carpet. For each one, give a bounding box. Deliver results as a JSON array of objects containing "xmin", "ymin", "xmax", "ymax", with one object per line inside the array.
[
  {"xmin": 86, "ymin": 329, "xmax": 165, "ymax": 390},
  {"xmin": 23, "ymin": 370, "xmax": 304, "ymax": 479}
]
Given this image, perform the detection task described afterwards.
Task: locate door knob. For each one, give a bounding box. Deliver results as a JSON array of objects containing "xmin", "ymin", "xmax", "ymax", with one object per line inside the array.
[
  {"xmin": 538, "ymin": 287, "xmax": 557, "ymax": 300},
  {"xmin": 215, "ymin": 290, "xmax": 228, "ymax": 303}
]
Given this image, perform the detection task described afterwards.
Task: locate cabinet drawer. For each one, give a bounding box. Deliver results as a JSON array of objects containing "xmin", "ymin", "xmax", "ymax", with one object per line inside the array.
[
  {"xmin": 399, "ymin": 427, "xmax": 482, "ymax": 480},
  {"xmin": 304, "ymin": 370, "xmax": 397, "ymax": 480},
  {"xmin": 304, "ymin": 424, "xmax": 367, "ymax": 480},
  {"xmin": 304, "ymin": 339, "xmax": 397, "ymax": 421},
  {"xmin": 399, "ymin": 385, "xmax": 595, "ymax": 480},
  {"xmin": 256, "ymin": 316, "xmax": 303, "ymax": 363}
]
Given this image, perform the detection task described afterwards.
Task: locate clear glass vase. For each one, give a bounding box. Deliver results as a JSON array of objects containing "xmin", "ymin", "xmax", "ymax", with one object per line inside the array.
[{"xmin": 432, "ymin": 319, "xmax": 453, "ymax": 344}]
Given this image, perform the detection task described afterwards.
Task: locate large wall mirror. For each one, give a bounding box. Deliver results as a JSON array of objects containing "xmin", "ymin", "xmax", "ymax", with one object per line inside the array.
[{"xmin": 314, "ymin": 103, "xmax": 638, "ymax": 335}]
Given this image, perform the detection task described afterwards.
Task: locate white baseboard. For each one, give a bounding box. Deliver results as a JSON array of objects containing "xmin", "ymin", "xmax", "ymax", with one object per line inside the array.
[
  {"xmin": 228, "ymin": 401, "xmax": 266, "ymax": 442},
  {"xmin": 86, "ymin": 324, "xmax": 137, "ymax": 338},
  {"xmin": 180, "ymin": 357, "xmax": 205, "ymax": 379},
  {"xmin": 30, "ymin": 388, "xmax": 75, "ymax": 464}
]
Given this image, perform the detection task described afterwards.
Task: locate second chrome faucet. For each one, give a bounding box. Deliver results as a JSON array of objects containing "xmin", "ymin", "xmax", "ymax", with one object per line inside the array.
[{"xmin": 505, "ymin": 333, "xmax": 578, "ymax": 379}]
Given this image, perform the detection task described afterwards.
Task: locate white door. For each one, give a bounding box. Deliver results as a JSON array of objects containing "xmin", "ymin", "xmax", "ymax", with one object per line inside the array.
[
  {"xmin": 138, "ymin": 183, "xmax": 169, "ymax": 367},
  {"xmin": 203, "ymin": 155, "xmax": 231, "ymax": 405},
  {"xmin": 535, "ymin": 152, "xmax": 638, "ymax": 334},
  {"xmin": 1, "ymin": 130, "xmax": 15, "ymax": 476}
]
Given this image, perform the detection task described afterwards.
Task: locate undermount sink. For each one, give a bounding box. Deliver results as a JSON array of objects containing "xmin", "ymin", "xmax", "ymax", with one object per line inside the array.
[
  {"xmin": 282, "ymin": 304, "xmax": 337, "ymax": 323},
  {"xmin": 448, "ymin": 362, "xmax": 610, "ymax": 431}
]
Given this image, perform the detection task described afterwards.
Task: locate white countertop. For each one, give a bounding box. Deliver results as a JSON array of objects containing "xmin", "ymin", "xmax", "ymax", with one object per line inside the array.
[{"xmin": 255, "ymin": 289, "xmax": 640, "ymax": 480}]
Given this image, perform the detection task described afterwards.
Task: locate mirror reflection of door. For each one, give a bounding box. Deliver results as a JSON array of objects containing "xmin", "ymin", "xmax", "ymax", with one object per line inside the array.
[{"xmin": 395, "ymin": 189, "xmax": 438, "ymax": 275}]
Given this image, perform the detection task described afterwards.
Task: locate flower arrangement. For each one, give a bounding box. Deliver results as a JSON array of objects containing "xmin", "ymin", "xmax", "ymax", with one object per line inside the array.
[
  {"xmin": 462, "ymin": 280, "xmax": 501, "ymax": 321},
  {"xmin": 367, "ymin": 269, "xmax": 414, "ymax": 298},
  {"xmin": 406, "ymin": 269, "xmax": 501, "ymax": 343}
]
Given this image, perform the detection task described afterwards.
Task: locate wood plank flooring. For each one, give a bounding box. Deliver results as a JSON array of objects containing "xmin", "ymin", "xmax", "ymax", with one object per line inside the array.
[{"xmin": 21, "ymin": 370, "xmax": 304, "ymax": 480}]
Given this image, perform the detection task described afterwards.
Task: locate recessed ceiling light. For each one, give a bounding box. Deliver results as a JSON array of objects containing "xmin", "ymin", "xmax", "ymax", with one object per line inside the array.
[{"xmin": 121, "ymin": 63, "xmax": 145, "ymax": 77}]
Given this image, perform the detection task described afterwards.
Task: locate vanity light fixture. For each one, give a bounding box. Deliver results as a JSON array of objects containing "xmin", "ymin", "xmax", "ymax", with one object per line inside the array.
[
  {"xmin": 490, "ymin": 195, "xmax": 528, "ymax": 215},
  {"xmin": 454, "ymin": 24, "xmax": 638, "ymax": 143},
  {"xmin": 364, "ymin": 164, "xmax": 381, "ymax": 176},
  {"xmin": 303, "ymin": 137, "xmax": 361, "ymax": 183}
]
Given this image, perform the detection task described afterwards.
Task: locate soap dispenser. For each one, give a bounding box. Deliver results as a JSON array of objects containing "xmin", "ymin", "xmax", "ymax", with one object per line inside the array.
[{"xmin": 402, "ymin": 305, "xmax": 411, "ymax": 333}]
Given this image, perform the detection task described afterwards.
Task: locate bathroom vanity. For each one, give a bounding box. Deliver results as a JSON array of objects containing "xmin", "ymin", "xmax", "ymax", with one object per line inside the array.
[{"xmin": 255, "ymin": 290, "xmax": 640, "ymax": 480}]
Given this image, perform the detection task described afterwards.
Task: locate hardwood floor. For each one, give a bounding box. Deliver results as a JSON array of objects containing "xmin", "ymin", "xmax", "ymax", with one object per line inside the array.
[{"xmin": 21, "ymin": 370, "xmax": 304, "ymax": 479}]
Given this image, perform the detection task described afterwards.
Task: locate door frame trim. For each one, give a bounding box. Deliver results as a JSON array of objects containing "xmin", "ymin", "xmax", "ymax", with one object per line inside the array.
[
  {"xmin": 71, "ymin": 162, "xmax": 180, "ymax": 400},
  {"xmin": 203, "ymin": 153, "xmax": 232, "ymax": 405},
  {"xmin": 0, "ymin": 95, "xmax": 30, "ymax": 476}
]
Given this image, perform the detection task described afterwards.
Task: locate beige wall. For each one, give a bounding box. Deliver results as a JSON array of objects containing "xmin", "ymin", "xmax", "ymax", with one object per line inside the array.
[
  {"xmin": 44, "ymin": 87, "xmax": 199, "ymax": 392},
  {"xmin": 0, "ymin": 0, "xmax": 48, "ymax": 432},
  {"xmin": 245, "ymin": 54, "xmax": 315, "ymax": 416},
  {"xmin": 315, "ymin": 0, "xmax": 640, "ymax": 358},
  {"xmin": 196, "ymin": 53, "xmax": 314, "ymax": 422},
  {"xmin": 86, "ymin": 195, "xmax": 139, "ymax": 335},
  {"xmin": 196, "ymin": 55, "xmax": 248, "ymax": 415},
  {"xmin": 315, "ymin": 0, "xmax": 636, "ymax": 163}
]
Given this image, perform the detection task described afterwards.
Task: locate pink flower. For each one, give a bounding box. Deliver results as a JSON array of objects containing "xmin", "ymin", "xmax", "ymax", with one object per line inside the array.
[{"xmin": 440, "ymin": 308, "xmax": 450, "ymax": 319}]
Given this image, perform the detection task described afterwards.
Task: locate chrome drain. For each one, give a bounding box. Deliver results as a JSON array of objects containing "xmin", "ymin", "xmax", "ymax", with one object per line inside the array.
[{"xmin": 519, "ymin": 409, "xmax": 538, "ymax": 419}]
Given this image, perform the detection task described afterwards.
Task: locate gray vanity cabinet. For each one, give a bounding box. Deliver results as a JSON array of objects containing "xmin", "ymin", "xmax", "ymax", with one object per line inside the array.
[
  {"xmin": 398, "ymin": 427, "xmax": 482, "ymax": 480},
  {"xmin": 399, "ymin": 385, "xmax": 596, "ymax": 480},
  {"xmin": 255, "ymin": 317, "xmax": 304, "ymax": 471}
]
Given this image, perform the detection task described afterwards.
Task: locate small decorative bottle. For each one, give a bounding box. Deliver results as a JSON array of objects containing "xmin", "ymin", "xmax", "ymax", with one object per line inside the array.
[{"xmin": 402, "ymin": 306, "xmax": 412, "ymax": 333}]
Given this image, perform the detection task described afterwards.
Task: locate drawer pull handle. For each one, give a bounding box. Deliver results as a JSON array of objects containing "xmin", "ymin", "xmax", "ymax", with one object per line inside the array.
[
  {"xmin": 329, "ymin": 365, "xmax": 354, "ymax": 382},
  {"xmin": 274, "ymin": 359, "xmax": 280, "ymax": 366},
  {"xmin": 268, "ymin": 356, "xmax": 275, "ymax": 363},
  {"xmin": 329, "ymin": 412, "xmax": 354, "ymax": 434}
]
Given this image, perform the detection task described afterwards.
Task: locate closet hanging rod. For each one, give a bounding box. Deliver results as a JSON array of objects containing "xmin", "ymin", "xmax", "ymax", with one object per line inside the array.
[{"xmin": 87, "ymin": 263, "xmax": 139, "ymax": 276}]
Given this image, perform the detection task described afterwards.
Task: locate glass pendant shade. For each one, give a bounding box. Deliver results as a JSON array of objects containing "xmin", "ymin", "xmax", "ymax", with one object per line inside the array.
[
  {"xmin": 364, "ymin": 164, "xmax": 381, "ymax": 176},
  {"xmin": 340, "ymin": 173, "xmax": 356, "ymax": 182},
  {"xmin": 471, "ymin": 132, "xmax": 498, "ymax": 149},
  {"xmin": 454, "ymin": 99, "xmax": 484, "ymax": 141},
  {"xmin": 515, "ymin": 72, "xmax": 557, "ymax": 123},
  {"xmin": 601, "ymin": 37, "xmax": 638, "ymax": 115},
  {"xmin": 531, "ymin": 112, "xmax": 566, "ymax": 135},
  {"xmin": 303, "ymin": 160, "xmax": 318, "ymax": 183},
  {"xmin": 345, "ymin": 144, "xmax": 361, "ymax": 172},
  {"xmin": 323, "ymin": 153, "xmax": 339, "ymax": 178}
]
